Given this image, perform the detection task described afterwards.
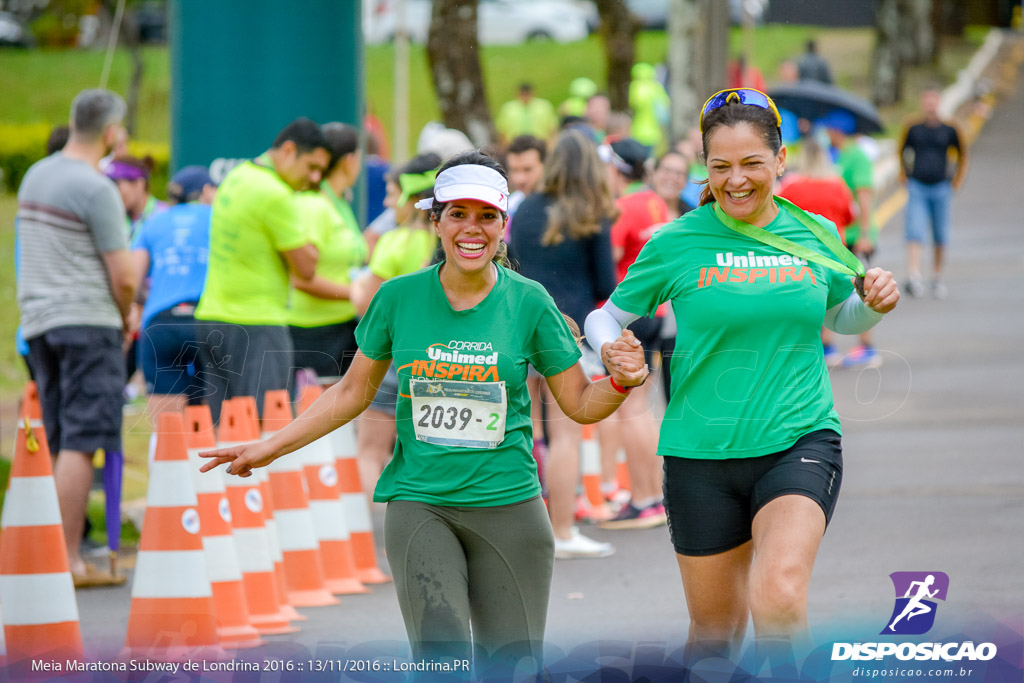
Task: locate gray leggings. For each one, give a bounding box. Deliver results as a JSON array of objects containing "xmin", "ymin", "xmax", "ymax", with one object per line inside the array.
[{"xmin": 384, "ymin": 496, "xmax": 554, "ymax": 671}]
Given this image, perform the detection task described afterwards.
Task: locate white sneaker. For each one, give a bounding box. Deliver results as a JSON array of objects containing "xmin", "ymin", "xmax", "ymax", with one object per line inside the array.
[{"xmin": 553, "ymin": 527, "xmax": 615, "ymax": 559}]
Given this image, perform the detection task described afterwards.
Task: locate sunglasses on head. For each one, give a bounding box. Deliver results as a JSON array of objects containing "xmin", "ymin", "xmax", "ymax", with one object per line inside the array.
[{"xmin": 699, "ymin": 88, "xmax": 782, "ymax": 135}]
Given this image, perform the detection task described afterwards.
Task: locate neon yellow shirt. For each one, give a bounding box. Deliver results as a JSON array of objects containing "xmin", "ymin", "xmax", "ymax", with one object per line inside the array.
[
  {"xmin": 288, "ymin": 191, "xmax": 368, "ymax": 327},
  {"xmin": 369, "ymin": 226, "xmax": 437, "ymax": 281},
  {"xmin": 197, "ymin": 159, "xmax": 307, "ymax": 325}
]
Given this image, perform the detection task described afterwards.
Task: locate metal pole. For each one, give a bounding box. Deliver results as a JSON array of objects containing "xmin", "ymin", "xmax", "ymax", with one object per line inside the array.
[
  {"xmin": 393, "ymin": 0, "xmax": 410, "ymax": 164},
  {"xmin": 99, "ymin": 0, "xmax": 127, "ymax": 89}
]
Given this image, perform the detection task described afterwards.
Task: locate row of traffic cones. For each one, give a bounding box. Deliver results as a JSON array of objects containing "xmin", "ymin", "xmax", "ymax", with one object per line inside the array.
[{"xmin": 0, "ymin": 383, "xmax": 390, "ymax": 664}]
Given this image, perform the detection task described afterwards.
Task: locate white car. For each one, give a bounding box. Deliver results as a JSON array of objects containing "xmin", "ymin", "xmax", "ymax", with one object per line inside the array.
[{"xmin": 363, "ymin": 0, "xmax": 595, "ymax": 45}]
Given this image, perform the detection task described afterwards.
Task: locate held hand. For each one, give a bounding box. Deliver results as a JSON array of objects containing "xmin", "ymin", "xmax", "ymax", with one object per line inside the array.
[
  {"xmin": 858, "ymin": 267, "xmax": 900, "ymax": 314},
  {"xmin": 601, "ymin": 329, "xmax": 649, "ymax": 388},
  {"xmin": 199, "ymin": 440, "xmax": 277, "ymax": 478}
]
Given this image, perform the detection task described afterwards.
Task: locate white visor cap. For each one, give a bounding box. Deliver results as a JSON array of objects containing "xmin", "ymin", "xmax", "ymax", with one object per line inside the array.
[{"xmin": 414, "ymin": 164, "xmax": 509, "ymax": 213}]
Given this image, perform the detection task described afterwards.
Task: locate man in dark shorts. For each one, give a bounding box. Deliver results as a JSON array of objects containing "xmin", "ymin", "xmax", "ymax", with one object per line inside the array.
[
  {"xmin": 17, "ymin": 89, "xmax": 137, "ymax": 586},
  {"xmin": 194, "ymin": 118, "xmax": 327, "ymax": 421}
]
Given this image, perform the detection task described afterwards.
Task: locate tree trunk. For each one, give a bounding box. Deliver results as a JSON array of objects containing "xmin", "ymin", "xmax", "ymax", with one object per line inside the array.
[
  {"xmin": 595, "ymin": 0, "xmax": 640, "ymax": 112},
  {"xmin": 901, "ymin": 0, "xmax": 935, "ymax": 66},
  {"xmin": 667, "ymin": 0, "xmax": 729, "ymax": 143},
  {"xmin": 426, "ymin": 0, "xmax": 495, "ymax": 147},
  {"xmin": 122, "ymin": 9, "xmax": 144, "ymax": 137},
  {"xmin": 667, "ymin": 0, "xmax": 702, "ymax": 142},
  {"xmin": 871, "ymin": 0, "xmax": 904, "ymax": 107},
  {"xmin": 933, "ymin": 0, "xmax": 966, "ymax": 37}
]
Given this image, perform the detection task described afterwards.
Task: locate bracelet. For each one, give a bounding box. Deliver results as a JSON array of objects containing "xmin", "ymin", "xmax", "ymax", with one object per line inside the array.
[{"xmin": 608, "ymin": 376, "xmax": 634, "ymax": 394}]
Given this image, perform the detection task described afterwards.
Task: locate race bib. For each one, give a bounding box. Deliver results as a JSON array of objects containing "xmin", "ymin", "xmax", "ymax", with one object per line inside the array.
[{"xmin": 410, "ymin": 379, "xmax": 507, "ymax": 449}]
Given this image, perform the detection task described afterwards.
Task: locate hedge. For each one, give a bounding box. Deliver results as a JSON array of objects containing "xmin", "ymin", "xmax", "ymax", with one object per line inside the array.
[{"xmin": 0, "ymin": 123, "xmax": 170, "ymax": 198}]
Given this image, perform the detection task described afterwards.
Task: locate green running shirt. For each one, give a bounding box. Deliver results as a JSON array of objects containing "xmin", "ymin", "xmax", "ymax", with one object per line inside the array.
[
  {"xmin": 196, "ymin": 159, "xmax": 306, "ymax": 325},
  {"xmin": 611, "ymin": 202, "xmax": 854, "ymax": 460},
  {"xmin": 288, "ymin": 191, "xmax": 367, "ymax": 327},
  {"xmin": 356, "ymin": 263, "xmax": 581, "ymax": 506}
]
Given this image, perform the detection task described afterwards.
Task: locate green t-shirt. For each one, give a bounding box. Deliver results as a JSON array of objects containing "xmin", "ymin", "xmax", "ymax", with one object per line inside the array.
[
  {"xmin": 355, "ymin": 263, "xmax": 582, "ymax": 506},
  {"xmin": 836, "ymin": 142, "xmax": 878, "ymax": 244},
  {"xmin": 496, "ymin": 97, "xmax": 559, "ymax": 141},
  {"xmin": 288, "ymin": 191, "xmax": 368, "ymax": 327},
  {"xmin": 196, "ymin": 158, "xmax": 306, "ymax": 325},
  {"xmin": 611, "ymin": 202, "xmax": 854, "ymax": 460},
  {"xmin": 369, "ymin": 226, "xmax": 437, "ymax": 281}
]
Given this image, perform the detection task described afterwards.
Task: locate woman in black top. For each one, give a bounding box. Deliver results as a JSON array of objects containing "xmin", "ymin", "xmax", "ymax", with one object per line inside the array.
[{"xmin": 509, "ymin": 128, "xmax": 619, "ymax": 558}]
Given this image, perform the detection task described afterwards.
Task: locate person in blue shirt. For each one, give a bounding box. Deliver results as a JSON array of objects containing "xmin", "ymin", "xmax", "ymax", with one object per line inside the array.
[{"xmin": 131, "ymin": 165, "xmax": 216, "ymax": 419}]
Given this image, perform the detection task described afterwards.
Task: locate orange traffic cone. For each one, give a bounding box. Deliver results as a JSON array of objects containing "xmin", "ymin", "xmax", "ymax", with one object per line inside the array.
[
  {"xmin": 580, "ymin": 423, "xmax": 604, "ymax": 507},
  {"xmin": 124, "ymin": 412, "xmax": 220, "ymax": 660},
  {"xmin": 296, "ymin": 385, "xmax": 367, "ymax": 595},
  {"xmin": 330, "ymin": 422, "xmax": 391, "ymax": 584},
  {"xmin": 261, "ymin": 391, "xmax": 338, "ymax": 607},
  {"xmin": 185, "ymin": 405, "xmax": 263, "ymax": 649},
  {"xmin": 234, "ymin": 396, "xmax": 308, "ymax": 623},
  {"xmin": 218, "ymin": 399, "xmax": 298, "ymax": 635},
  {"xmin": 0, "ymin": 413, "xmax": 83, "ymax": 662}
]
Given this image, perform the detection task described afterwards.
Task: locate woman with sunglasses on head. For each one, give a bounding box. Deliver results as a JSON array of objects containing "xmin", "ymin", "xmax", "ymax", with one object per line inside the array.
[
  {"xmin": 585, "ymin": 89, "xmax": 900, "ymax": 664},
  {"xmin": 201, "ymin": 150, "xmax": 648, "ymax": 676}
]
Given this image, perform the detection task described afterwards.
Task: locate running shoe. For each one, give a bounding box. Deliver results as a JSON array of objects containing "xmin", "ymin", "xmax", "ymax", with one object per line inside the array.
[
  {"xmin": 553, "ymin": 527, "xmax": 615, "ymax": 559},
  {"xmin": 599, "ymin": 501, "xmax": 668, "ymax": 530},
  {"xmin": 931, "ymin": 279, "xmax": 948, "ymax": 300},
  {"xmin": 905, "ymin": 276, "xmax": 926, "ymax": 298},
  {"xmin": 841, "ymin": 345, "xmax": 883, "ymax": 369},
  {"xmin": 575, "ymin": 495, "xmax": 614, "ymax": 524},
  {"xmin": 822, "ymin": 344, "xmax": 841, "ymax": 368}
]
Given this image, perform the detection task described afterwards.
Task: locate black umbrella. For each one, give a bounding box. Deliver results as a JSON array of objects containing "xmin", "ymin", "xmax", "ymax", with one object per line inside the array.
[{"xmin": 768, "ymin": 81, "xmax": 884, "ymax": 135}]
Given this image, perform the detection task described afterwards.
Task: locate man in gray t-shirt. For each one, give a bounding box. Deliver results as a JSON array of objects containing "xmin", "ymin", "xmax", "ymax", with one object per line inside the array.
[{"xmin": 16, "ymin": 89, "xmax": 137, "ymax": 587}]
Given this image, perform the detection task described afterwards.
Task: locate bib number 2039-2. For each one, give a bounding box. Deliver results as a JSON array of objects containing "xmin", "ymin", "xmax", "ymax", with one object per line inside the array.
[{"xmin": 410, "ymin": 379, "xmax": 507, "ymax": 449}]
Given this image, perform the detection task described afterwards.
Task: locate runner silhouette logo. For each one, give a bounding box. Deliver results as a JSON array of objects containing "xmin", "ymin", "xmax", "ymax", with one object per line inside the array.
[{"xmin": 882, "ymin": 571, "xmax": 949, "ymax": 635}]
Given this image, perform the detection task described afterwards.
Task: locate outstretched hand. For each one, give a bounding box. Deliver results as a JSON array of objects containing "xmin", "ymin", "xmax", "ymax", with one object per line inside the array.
[
  {"xmin": 199, "ymin": 440, "xmax": 277, "ymax": 478},
  {"xmin": 858, "ymin": 267, "xmax": 900, "ymax": 314},
  {"xmin": 601, "ymin": 329, "xmax": 649, "ymax": 388}
]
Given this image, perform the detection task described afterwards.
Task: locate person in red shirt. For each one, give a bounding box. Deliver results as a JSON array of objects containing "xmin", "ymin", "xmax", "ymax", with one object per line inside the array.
[
  {"xmin": 598, "ymin": 137, "xmax": 669, "ymax": 529},
  {"xmin": 776, "ymin": 134, "xmax": 855, "ymax": 367}
]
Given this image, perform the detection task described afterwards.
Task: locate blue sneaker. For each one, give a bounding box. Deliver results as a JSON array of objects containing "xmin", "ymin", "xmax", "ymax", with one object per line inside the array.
[
  {"xmin": 822, "ymin": 344, "xmax": 840, "ymax": 368},
  {"xmin": 842, "ymin": 345, "xmax": 882, "ymax": 369}
]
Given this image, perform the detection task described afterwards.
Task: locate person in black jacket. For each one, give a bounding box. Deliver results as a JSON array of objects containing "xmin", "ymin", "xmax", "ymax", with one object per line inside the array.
[{"xmin": 509, "ymin": 128, "xmax": 619, "ymax": 559}]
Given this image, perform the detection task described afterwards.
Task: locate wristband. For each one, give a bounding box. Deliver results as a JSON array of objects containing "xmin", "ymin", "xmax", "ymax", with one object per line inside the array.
[{"xmin": 608, "ymin": 376, "xmax": 633, "ymax": 394}]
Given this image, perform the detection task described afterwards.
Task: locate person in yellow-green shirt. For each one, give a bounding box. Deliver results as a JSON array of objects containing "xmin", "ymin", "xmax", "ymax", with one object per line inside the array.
[
  {"xmin": 350, "ymin": 151, "xmax": 441, "ymax": 495},
  {"xmin": 496, "ymin": 83, "xmax": 559, "ymax": 146},
  {"xmin": 288, "ymin": 122, "xmax": 369, "ymax": 383},
  {"xmin": 195, "ymin": 117, "xmax": 328, "ymax": 422}
]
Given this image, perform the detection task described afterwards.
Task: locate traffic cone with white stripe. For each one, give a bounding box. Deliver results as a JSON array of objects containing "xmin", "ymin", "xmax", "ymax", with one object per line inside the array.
[
  {"xmin": 330, "ymin": 422, "xmax": 391, "ymax": 584},
  {"xmin": 296, "ymin": 385, "xmax": 367, "ymax": 595},
  {"xmin": 0, "ymin": 410, "xmax": 83, "ymax": 661},
  {"xmin": 218, "ymin": 399, "xmax": 298, "ymax": 635},
  {"xmin": 124, "ymin": 412, "xmax": 221, "ymax": 659},
  {"xmin": 580, "ymin": 423, "xmax": 604, "ymax": 507},
  {"xmin": 185, "ymin": 405, "xmax": 263, "ymax": 649},
  {"xmin": 261, "ymin": 391, "xmax": 338, "ymax": 607},
  {"xmin": 234, "ymin": 396, "xmax": 307, "ymax": 623}
]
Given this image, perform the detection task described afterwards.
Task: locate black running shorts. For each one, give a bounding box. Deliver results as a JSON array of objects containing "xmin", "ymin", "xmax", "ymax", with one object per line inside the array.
[{"xmin": 663, "ymin": 429, "xmax": 843, "ymax": 557}]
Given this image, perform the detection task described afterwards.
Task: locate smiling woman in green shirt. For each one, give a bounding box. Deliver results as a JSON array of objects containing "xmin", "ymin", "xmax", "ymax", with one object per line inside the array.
[
  {"xmin": 201, "ymin": 151, "xmax": 649, "ymax": 675},
  {"xmin": 586, "ymin": 89, "xmax": 901, "ymax": 666}
]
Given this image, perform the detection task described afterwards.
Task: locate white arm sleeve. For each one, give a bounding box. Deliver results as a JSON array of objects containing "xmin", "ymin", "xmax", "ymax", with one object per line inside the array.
[
  {"xmin": 823, "ymin": 292, "xmax": 886, "ymax": 334},
  {"xmin": 584, "ymin": 301, "xmax": 641, "ymax": 355}
]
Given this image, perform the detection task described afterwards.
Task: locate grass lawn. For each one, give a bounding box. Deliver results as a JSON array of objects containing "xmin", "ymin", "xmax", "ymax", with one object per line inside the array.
[{"xmin": 0, "ymin": 26, "xmax": 986, "ymax": 155}]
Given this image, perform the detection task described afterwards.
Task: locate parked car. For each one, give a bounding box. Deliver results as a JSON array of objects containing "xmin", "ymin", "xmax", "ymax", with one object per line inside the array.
[
  {"xmin": 363, "ymin": 0, "xmax": 594, "ymax": 45},
  {"xmin": 614, "ymin": 0, "xmax": 767, "ymax": 30},
  {"xmin": 0, "ymin": 11, "xmax": 31, "ymax": 47}
]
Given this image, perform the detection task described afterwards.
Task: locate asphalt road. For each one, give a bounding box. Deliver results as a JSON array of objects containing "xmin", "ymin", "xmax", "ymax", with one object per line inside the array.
[{"xmin": 63, "ymin": 63, "xmax": 1024, "ymax": 681}]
